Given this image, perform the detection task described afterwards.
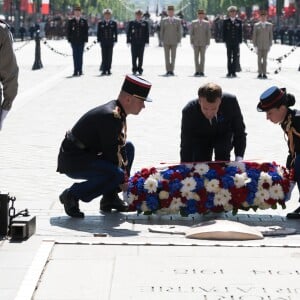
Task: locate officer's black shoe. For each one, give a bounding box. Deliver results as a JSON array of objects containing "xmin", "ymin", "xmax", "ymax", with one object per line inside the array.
[
  {"xmin": 107, "ymin": 70, "xmax": 112, "ymax": 75},
  {"xmin": 231, "ymin": 73, "xmax": 237, "ymax": 77},
  {"xmin": 286, "ymin": 206, "xmax": 300, "ymax": 219},
  {"xmin": 262, "ymin": 74, "xmax": 267, "ymax": 79},
  {"xmin": 165, "ymin": 71, "xmax": 170, "ymax": 76},
  {"xmin": 194, "ymin": 72, "xmax": 200, "ymax": 76},
  {"xmin": 100, "ymin": 193, "xmax": 128, "ymax": 213},
  {"xmin": 78, "ymin": 71, "xmax": 83, "ymax": 76},
  {"xmin": 257, "ymin": 74, "xmax": 262, "ymax": 78},
  {"xmin": 170, "ymin": 71, "xmax": 175, "ymax": 76},
  {"xmin": 226, "ymin": 73, "xmax": 231, "ymax": 78},
  {"xmin": 199, "ymin": 72, "xmax": 205, "ymax": 76},
  {"xmin": 72, "ymin": 72, "xmax": 78, "ymax": 77},
  {"xmin": 138, "ymin": 70, "xmax": 143, "ymax": 75},
  {"xmin": 59, "ymin": 189, "xmax": 84, "ymax": 218}
]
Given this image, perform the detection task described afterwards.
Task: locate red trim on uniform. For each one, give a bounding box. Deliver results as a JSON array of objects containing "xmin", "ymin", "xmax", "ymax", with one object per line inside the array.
[
  {"xmin": 260, "ymin": 90, "xmax": 284, "ymax": 108},
  {"xmin": 125, "ymin": 75, "xmax": 151, "ymax": 88}
]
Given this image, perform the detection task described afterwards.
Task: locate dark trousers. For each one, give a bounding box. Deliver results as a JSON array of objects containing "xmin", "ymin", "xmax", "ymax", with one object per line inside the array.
[
  {"xmin": 131, "ymin": 44, "xmax": 145, "ymax": 72},
  {"xmin": 65, "ymin": 142, "xmax": 134, "ymax": 202},
  {"xmin": 101, "ymin": 44, "xmax": 113, "ymax": 72},
  {"xmin": 226, "ymin": 43, "xmax": 239, "ymax": 75},
  {"xmin": 71, "ymin": 43, "xmax": 84, "ymax": 74}
]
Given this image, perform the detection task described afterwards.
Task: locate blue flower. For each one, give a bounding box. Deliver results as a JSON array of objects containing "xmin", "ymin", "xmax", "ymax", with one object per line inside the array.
[
  {"xmin": 169, "ymin": 179, "xmax": 183, "ymax": 194},
  {"xmin": 146, "ymin": 194, "xmax": 159, "ymax": 211},
  {"xmin": 173, "ymin": 164, "xmax": 191, "ymax": 177},
  {"xmin": 222, "ymin": 175, "xmax": 235, "ymax": 189},
  {"xmin": 246, "ymin": 169, "xmax": 260, "ymax": 181},
  {"xmin": 206, "ymin": 169, "xmax": 217, "ymax": 180},
  {"xmin": 195, "ymin": 177, "xmax": 204, "ymax": 190},
  {"xmin": 137, "ymin": 178, "xmax": 145, "ymax": 193},
  {"xmin": 161, "ymin": 169, "xmax": 174, "ymax": 180},
  {"xmin": 269, "ymin": 171, "xmax": 282, "ymax": 182},
  {"xmin": 225, "ymin": 166, "xmax": 238, "ymax": 176},
  {"xmin": 246, "ymin": 192, "xmax": 255, "ymax": 205},
  {"xmin": 246, "ymin": 179, "xmax": 258, "ymax": 193},
  {"xmin": 186, "ymin": 199, "xmax": 198, "ymax": 214},
  {"xmin": 205, "ymin": 193, "xmax": 215, "ymax": 208}
]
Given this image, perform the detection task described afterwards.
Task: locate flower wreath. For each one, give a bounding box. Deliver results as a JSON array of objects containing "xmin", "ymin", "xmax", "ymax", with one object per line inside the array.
[{"xmin": 126, "ymin": 161, "xmax": 293, "ymax": 216}]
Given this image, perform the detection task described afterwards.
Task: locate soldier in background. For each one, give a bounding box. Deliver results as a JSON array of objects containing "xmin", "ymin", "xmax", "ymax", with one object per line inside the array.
[
  {"xmin": 0, "ymin": 20, "xmax": 19, "ymax": 131},
  {"xmin": 66, "ymin": 5, "xmax": 89, "ymax": 76},
  {"xmin": 223, "ymin": 6, "xmax": 242, "ymax": 78},
  {"xmin": 190, "ymin": 9, "xmax": 211, "ymax": 77},
  {"xmin": 252, "ymin": 10, "xmax": 273, "ymax": 79},
  {"xmin": 126, "ymin": 9, "xmax": 149, "ymax": 75},
  {"xmin": 160, "ymin": 5, "xmax": 182, "ymax": 76},
  {"xmin": 97, "ymin": 9, "xmax": 118, "ymax": 76}
]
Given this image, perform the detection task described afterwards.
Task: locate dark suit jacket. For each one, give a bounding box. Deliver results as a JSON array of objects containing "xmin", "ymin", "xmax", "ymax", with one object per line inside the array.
[
  {"xmin": 180, "ymin": 94, "xmax": 247, "ymax": 162},
  {"xmin": 126, "ymin": 20, "xmax": 149, "ymax": 45}
]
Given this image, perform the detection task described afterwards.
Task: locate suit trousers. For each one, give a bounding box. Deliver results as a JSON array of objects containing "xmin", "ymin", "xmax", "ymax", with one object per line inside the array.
[
  {"xmin": 71, "ymin": 43, "xmax": 84, "ymax": 74},
  {"xmin": 226, "ymin": 43, "xmax": 239, "ymax": 75},
  {"xmin": 257, "ymin": 49, "xmax": 268, "ymax": 74},
  {"xmin": 164, "ymin": 44, "xmax": 177, "ymax": 72},
  {"xmin": 131, "ymin": 44, "xmax": 145, "ymax": 72},
  {"xmin": 193, "ymin": 46, "xmax": 206, "ymax": 73},
  {"xmin": 101, "ymin": 44, "xmax": 113, "ymax": 72},
  {"xmin": 65, "ymin": 142, "xmax": 134, "ymax": 202}
]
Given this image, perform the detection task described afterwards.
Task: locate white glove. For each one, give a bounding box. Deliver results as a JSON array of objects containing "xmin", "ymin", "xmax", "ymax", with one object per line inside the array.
[
  {"xmin": 0, "ymin": 109, "xmax": 9, "ymax": 131},
  {"xmin": 235, "ymin": 156, "xmax": 243, "ymax": 162}
]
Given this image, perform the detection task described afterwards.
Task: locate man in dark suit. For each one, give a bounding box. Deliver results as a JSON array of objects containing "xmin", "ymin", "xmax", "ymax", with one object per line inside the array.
[
  {"xmin": 57, "ymin": 75, "xmax": 152, "ymax": 217},
  {"xmin": 126, "ymin": 9, "xmax": 149, "ymax": 75},
  {"xmin": 97, "ymin": 8, "xmax": 118, "ymax": 76},
  {"xmin": 180, "ymin": 82, "xmax": 246, "ymax": 162},
  {"xmin": 222, "ymin": 6, "xmax": 242, "ymax": 78},
  {"xmin": 66, "ymin": 5, "xmax": 89, "ymax": 76}
]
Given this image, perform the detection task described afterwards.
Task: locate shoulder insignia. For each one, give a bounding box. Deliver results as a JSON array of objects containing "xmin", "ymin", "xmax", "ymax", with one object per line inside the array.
[{"xmin": 113, "ymin": 106, "xmax": 121, "ymax": 119}]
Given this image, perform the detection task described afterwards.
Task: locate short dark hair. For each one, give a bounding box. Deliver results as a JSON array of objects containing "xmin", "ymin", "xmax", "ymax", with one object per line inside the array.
[{"xmin": 198, "ymin": 83, "xmax": 222, "ymax": 103}]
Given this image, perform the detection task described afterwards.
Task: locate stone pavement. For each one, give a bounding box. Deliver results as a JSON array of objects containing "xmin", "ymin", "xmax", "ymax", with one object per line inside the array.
[{"xmin": 0, "ymin": 34, "xmax": 300, "ymax": 299}]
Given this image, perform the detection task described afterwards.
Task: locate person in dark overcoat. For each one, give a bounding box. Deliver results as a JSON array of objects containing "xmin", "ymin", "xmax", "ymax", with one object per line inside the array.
[
  {"xmin": 97, "ymin": 8, "xmax": 118, "ymax": 76},
  {"xmin": 257, "ymin": 86, "xmax": 300, "ymax": 219},
  {"xmin": 222, "ymin": 6, "xmax": 242, "ymax": 78},
  {"xmin": 57, "ymin": 75, "xmax": 152, "ymax": 217},
  {"xmin": 126, "ymin": 9, "xmax": 149, "ymax": 75},
  {"xmin": 66, "ymin": 5, "xmax": 89, "ymax": 76},
  {"xmin": 180, "ymin": 82, "xmax": 246, "ymax": 162}
]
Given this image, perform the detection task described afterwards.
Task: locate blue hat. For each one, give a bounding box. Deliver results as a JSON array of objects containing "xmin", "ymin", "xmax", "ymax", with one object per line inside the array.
[
  {"xmin": 257, "ymin": 86, "xmax": 286, "ymax": 112},
  {"xmin": 122, "ymin": 75, "xmax": 152, "ymax": 102}
]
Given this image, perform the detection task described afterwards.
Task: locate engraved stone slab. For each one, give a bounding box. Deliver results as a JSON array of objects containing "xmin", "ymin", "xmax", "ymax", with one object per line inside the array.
[{"xmin": 33, "ymin": 244, "xmax": 300, "ymax": 300}]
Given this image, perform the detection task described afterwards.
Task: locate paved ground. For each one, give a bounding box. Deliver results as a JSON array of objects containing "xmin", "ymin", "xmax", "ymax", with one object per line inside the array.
[{"xmin": 0, "ymin": 34, "xmax": 300, "ymax": 299}]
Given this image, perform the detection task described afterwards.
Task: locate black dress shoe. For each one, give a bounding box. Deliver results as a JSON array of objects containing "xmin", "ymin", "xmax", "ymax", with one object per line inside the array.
[
  {"xmin": 286, "ymin": 206, "xmax": 300, "ymax": 219},
  {"xmin": 257, "ymin": 74, "xmax": 262, "ymax": 78},
  {"xmin": 199, "ymin": 72, "xmax": 204, "ymax": 76},
  {"xmin": 107, "ymin": 70, "xmax": 112, "ymax": 75},
  {"xmin": 170, "ymin": 71, "xmax": 175, "ymax": 76},
  {"xmin": 59, "ymin": 189, "xmax": 84, "ymax": 218},
  {"xmin": 100, "ymin": 193, "xmax": 128, "ymax": 212},
  {"xmin": 231, "ymin": 73, "xmax": 237, "ymax": 77},
  {"xmin": 100, "ymin": 71, "xmax": 106, "ymax": 76},
  {"xmin": 226, "ymin": 73, "xmax": 231, "ymax": 78},
  {"xmin": 194, "ymin": 72, "xmax": 200, "ymax": 76},
  {"xmin": 165, "ymin": 71, "xmax": 171, "ymax": 76},
  {"xmin": 262, "ymin": 74, "xmax": 267, "ymax": 79}
]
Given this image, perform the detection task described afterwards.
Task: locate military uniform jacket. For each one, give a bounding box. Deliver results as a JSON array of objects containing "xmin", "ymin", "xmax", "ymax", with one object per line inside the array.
[
  {"xmin": 0, "ymin": 20, "xmax": 19, "ymax": 111},
  {"xmin": 190, "ymin": 19, "xmax": 211, "ymax": 47},
  {"xmin": 223, "ymin": 18, "xmax": 242, "ymax": 45},
  {"xmin": 160, "ymin": 16, "xmax": 182, "ymax": 45},
  {"xmin": 180, "ymin": 94, "xmax": 246, "ymax": 162},
  {"xmin": 67, "ymin": 17, "xmax": 88, "ymax": 44},
  {"xmin": 281, "ymin": 109, "xmax": 300, "ymax": 168},
  {"xmin": 126, "ymin": 20, "xmax": 149, "ymax": 45},
  {"xmin": 57, "ymin": 100, "xmax": 127, "ymax": 173},
  {"xmin": 97, "ymin": 20, "xmax": 118, "ymax": 46},
  {"xmin": 252, "ymin": 21, "xmax": 273, "ymax": 50}
]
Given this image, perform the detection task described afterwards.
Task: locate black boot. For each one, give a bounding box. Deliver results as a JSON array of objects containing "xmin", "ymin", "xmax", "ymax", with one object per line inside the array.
[
  {"xmin": 59, "ymin": 189, "xmax": 84, "ymax": 218},
  {"xmin": 286, "ymin": 206, "xmax": 300, "ymax": 219},
  {"xmin": 100, "ymin": 192, "xmax": 128, "ymax": 212}
]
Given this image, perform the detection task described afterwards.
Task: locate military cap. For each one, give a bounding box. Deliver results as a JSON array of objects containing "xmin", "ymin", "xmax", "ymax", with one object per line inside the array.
[
  {"xmin": 73, "ymin": 5, "xmax": 81, "ymax": 11},
  {"xmin": 122, "ymin": 74, "xmax": 152, "ymax": 102},
  {"xmin": 198, "ymin": 9, "xmax": 205, "ymax": 14},
  {"xmin": 257, "ymin": 86, "xmax": 286, "ymax": 112},
  {"xmin": 135, "ymin": 9, "xmax": 143, "ymax": 15},
  {"xmin": 103, "ymin": 8, "xmax": 112, "ymax": 15},
  {"xmin": 227, "ymin": 6, "xmax": 238, "ymax": 12},
  {"xmin": 167, "ymin": 5, "xmax": 175, "ymax": 11}
]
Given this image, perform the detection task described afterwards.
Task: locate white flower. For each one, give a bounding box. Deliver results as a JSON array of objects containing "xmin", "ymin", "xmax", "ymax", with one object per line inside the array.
[
  {"xmin": 140, "ymin": 201, "xmax": 150, "ymax": 212},
  {"xmin": 169, "ymin": 197, "xmax": 184, "ymax": 211},
  {"xmin": 159, "ymin": 190, "xmax": 169, "ymax": 199},
  {"xmin": 255, "ymin": 189, "xmax": 270, "ymax": 202},
  {"xmin": 233, "ymin": 173, "xmax": 248, "ymax": 188},
  {"xmin": 258, "ymin": 172, "xmax": 272, "ymax": 187},
  {"xmin": 269, "ymin": 184, "xmax": 284, "ymax": 200},
  {"xmin": 144, "ymin": 177, "xmax": 158, "ymax": 193},
  {"xmin": 214, "ymin": 188, "xmax": 231, "ymax": 206},
  {"xmin": 126, "ymin": 193, "xmax": 137, "ymax": 204},
  {"xmin": 205, "ymin": 179, "xmax": 220, "ymax": 193},
  {"xmin": 194, "ymin": 163, "xmax": 209, "ymax": 175},
  {"xmin": 181, "ymin": 191, "xmax": 199, "ymax": 200},
  {"xmin": 151, "ymin": 172, "xmax": 162, "ymax": 181},
  {"xmin": 227, "ymin": 161, "xmax": 246, "ymax": 172},
  {"xmin": 180, "ymin": 177, "xmax": 197, "ymax": 193}
]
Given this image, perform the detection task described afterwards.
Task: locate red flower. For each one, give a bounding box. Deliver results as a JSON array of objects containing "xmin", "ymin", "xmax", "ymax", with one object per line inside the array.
[{"xmin": 229, "ymin": 187, "xmax": 248, "ymax": 206}]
